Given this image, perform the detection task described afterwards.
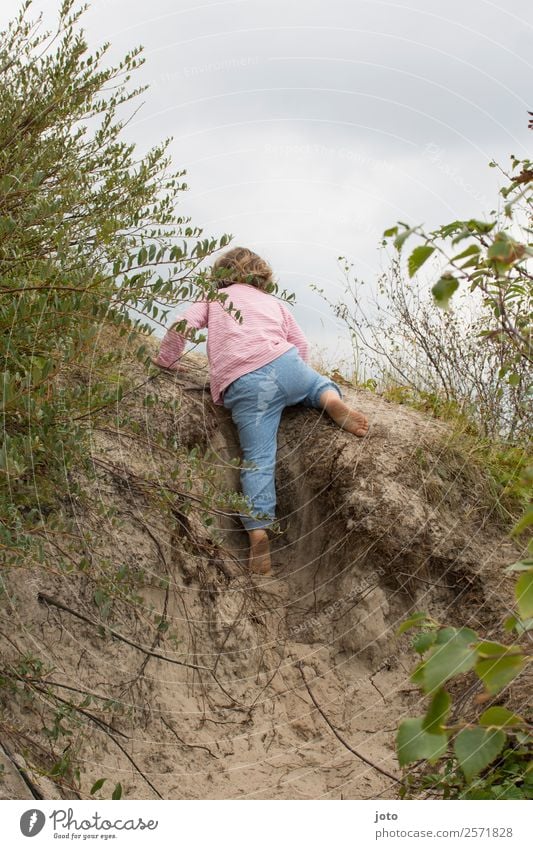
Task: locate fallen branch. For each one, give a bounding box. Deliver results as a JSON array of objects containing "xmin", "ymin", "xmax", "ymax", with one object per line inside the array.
[
  {"xmin": 28, "ymin": 680, "xmax": 129, "ymax": 740},
  {"xmin": 92, "ymin": 456, "xmax": 238, "ymax": 519},
  {"xmin": 11, "ymin": 675, "xmax": 130, "ymax": 708},
  {"xmin": 37, "ymin": 592, "xmax": 210, "ymax": 673},
  {"xmin": 37, "ymin": 592, "xmax": 242, "ymax": 707},
  {"xmin": 297, "ymin": 662, "xmax": 402, "ymax": 785},
  {"xmin": 0, "ymin": 740, "xmax": 44, "ymax": 800},
  {"xmin": 23, "ymin": 680, "xmax": 163, "ymax": 800},
  {"xmin": 161, "ymin": 716, "xmax": 218, "ymax": 759},
  {"xmin": 118, "ymin": 510, "xmax": 171, "ymax": 692}
]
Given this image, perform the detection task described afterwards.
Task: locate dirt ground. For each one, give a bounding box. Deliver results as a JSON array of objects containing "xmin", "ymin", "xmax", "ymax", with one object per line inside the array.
[{"xmin": 0, "ymin": 331, "xmax": 526, "ymax": 800}]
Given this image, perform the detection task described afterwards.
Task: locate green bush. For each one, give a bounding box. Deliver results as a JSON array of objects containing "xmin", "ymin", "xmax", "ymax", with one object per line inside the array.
[
  {"xmin": 0, "ymin": 0, "xmax": 242, "ymax": 795},
  {"xmin": 0, "ymin": 0, "xmax": 232, "ymax": 566},
  {"xmin": 389, "ymin": 149, "xmax": 532, "ymax": 799}
]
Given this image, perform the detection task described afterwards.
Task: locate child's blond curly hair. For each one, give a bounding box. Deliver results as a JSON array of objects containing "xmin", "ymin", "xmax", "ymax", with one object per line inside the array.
[{"xmin": 211, "ymin": 246, "xmax": 274, "ymax": 291}]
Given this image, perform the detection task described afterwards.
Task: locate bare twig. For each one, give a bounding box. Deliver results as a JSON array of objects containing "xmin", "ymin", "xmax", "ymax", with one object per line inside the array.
[
  {"xmin": 21, "ymin": 678, "xmax": 163, "ymax": 799},
  {"xmin": 297, "ymin": 662, "xmax": 402, "ymax": 785},
  {"xmin": 160, "ymin": 716, "xmax": 218, "ymax": 759},
  {"xmin": 37, "ymin": 592, "xmax": 242, "ymax": 706},
  {"xmin": 37, "ymin": 592, "xmax": 210, "ymax": 672}
]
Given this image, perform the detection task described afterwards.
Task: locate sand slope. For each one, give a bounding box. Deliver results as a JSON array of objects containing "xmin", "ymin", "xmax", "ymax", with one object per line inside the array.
[{"xmin": 0, "ymin": 332, "xmax": 523, "ymax": 800}]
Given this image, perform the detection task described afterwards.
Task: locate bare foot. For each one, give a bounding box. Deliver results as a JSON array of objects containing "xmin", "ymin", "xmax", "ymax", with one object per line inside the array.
[
  {"xmin": 318, "ymin": 390, "xmax": 369, "ymax": 437},
  {"xmin": 248, "ymin": 529, "xmax": 272, "ymax": 575}
]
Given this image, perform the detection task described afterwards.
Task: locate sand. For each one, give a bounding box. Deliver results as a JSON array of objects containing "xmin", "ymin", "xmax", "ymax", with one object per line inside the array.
[{"xmin": 0, "ymin": 333, "xmax": 525, "ymax": 800}]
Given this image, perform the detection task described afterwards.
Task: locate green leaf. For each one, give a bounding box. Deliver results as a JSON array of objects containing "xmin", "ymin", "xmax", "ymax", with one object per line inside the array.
[
  {"xmin": 383, "ymin": 226, "xmax": 398, "ymax": 238},
  {"xmin": 394, "ymin": 221, "xmax": 416, "ymax": 251},
  {"xmin": 90, "ymin": 778, "xmax": 106, "ymax": 794},
  {"xmin": 479, "ymin": 707, "xmax": 525, "ymax": 728},
  {"xmin": 418, "ymin": 627, "xmax": 478, "ymax": 694},
  {"xmin": 505, "ymin": 559, "xmax": 533, "ymax": 574},
  {"xmin": 397, "ymin": 717, "xmax": 448, "ymax": 766},
  {"xmin": 408, "ymin": 245, "xmax": 435, "ymax": 277},
  {"xmin": 487, "ymin": 233, "xmax": 524, "ymax": 265},
  {"xmin": 112, "ymin": 782, "xmax": 122, "ymax": 799},
  {"xmin": 412, "ymin": 631, "xmax": 437, "ymax": 654},
  {"xmin": 475, "ymin": 640, "xmax": 519, "ymax": 657},
  {"xmin": 422, "ymin": 688, "xmax": 451, "ymax": 733},
  {"xmin": 465, "ymin": 219, "xmax": 496, "ymax": 235},
  {"xmin": 475, "ymin": 653, "xmax": 525, "ymax": 694},
  {"xmin": 515, "ymin": 617, "xmax": 533, "ymax": 635},
  {"xmin": 397, "ymin": 612, "xmax": 430, "ymax": 635},
  {"xmin": 432, "ymin": 274, "xmax": 459, "ymax": 308},
  {"xmin": 435, "ymin": 626, "xmax": 477, "ymax": 645},
  {"xmin": 454, "ymin": 727, "xmax": 506, "ymax": 782},
  {"xmin": 452, "ymin": 244, "xmax": 481, "ymax": 261},
  {"xmin": 512, "ymin": 505, "xmax": 533, "ymax": 536},
  {"xmin": 394, "ymin": 227, "xmax": 415, "ymax": 251},
  {"xmin": 492, "ymin": 785, "xmax": 524, "ymax": 800},
  {"xmin": 410, "ymin": 661, "xmax": 426, "ymax": 687},
  {"xmin": 516, "ymin": 571, "xmax": 533, "ymax": 619}
]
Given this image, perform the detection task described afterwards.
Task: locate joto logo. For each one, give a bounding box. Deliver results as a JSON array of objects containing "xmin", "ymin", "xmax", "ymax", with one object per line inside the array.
[{"xmin": 20, "ymin": 809, "xmax": 46, "ymax": 837}]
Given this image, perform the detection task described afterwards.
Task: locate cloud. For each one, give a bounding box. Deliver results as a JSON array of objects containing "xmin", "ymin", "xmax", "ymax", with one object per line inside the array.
[{"xmin": 3, "ymin": 0, "xmax": 531, "ymax": 357}]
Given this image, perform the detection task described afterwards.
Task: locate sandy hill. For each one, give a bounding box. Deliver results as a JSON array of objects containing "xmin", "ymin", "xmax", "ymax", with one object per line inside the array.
[{"xmin": 0, "ymin": 327, "xmax": 524, "ymax": 800}]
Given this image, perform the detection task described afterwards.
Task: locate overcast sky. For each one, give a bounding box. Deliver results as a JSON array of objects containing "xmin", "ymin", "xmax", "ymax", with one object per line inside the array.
[{"xmin": 3, "ymin": 0, "xmax": 532, "ymax": 365}]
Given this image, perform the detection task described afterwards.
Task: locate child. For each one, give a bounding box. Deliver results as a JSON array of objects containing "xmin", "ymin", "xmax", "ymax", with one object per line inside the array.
[{"xmin": 152, "ymin": 247, "xmax": 369, "ymax": 575}]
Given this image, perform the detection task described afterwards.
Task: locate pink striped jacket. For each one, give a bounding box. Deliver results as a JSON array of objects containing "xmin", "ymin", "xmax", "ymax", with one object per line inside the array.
[{"xmin": 155, "ymin": 283, "xmax": 309, "ymax": 405}]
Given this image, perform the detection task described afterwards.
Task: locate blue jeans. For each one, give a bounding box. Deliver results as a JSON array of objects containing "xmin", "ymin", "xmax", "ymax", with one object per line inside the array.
[{"xmin": 222, "ymin": 347, "xmax": 343, "ymax": 530}]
